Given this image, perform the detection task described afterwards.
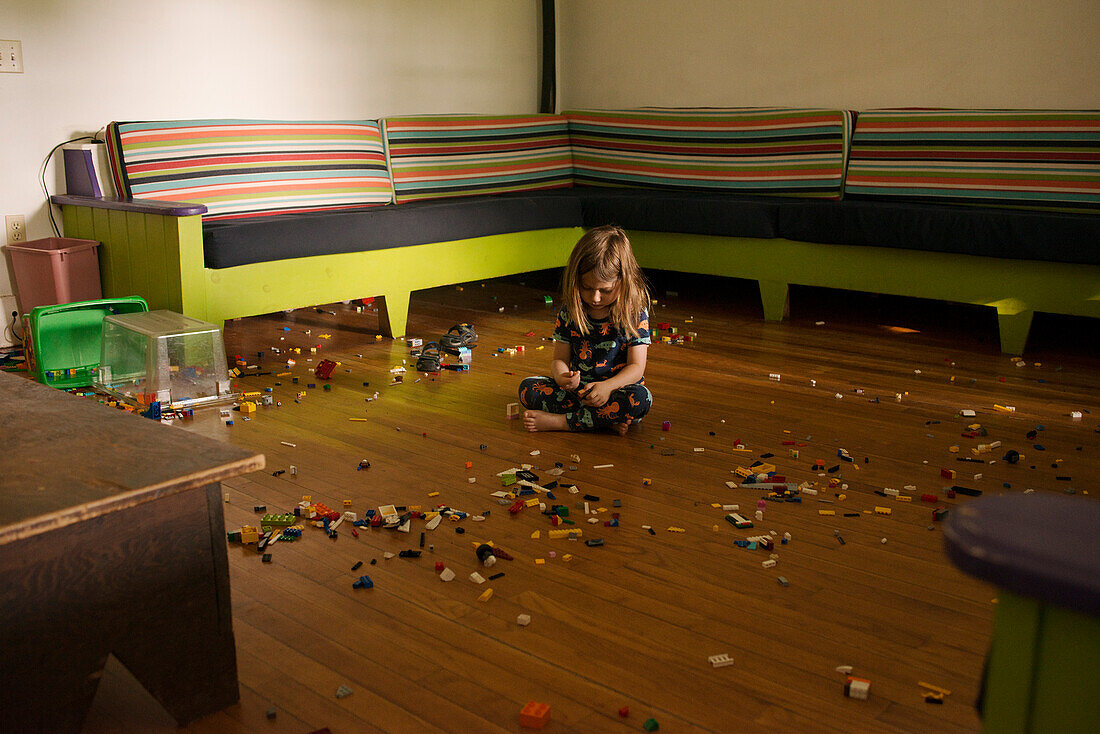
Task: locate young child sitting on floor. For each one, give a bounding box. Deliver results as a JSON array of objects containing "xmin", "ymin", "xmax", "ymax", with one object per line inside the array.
[{"xmin": 518, "ymin": 225, "xmax": 652, "ymax": 434}]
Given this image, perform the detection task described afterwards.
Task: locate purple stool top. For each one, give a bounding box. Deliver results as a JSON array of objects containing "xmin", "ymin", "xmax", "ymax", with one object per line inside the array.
[{"xmin": 944, "ymin": 493, "xmax": 1100, "ymax": 617}]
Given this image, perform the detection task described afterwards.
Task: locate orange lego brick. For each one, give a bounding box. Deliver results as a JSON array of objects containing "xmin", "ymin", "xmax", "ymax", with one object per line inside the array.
[{"xmin": 520, "ymin": 701, "xmax": 550, "ymax": 729}]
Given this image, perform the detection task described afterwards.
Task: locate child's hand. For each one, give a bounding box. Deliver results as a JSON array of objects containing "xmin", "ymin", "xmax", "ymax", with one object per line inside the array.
[
  {"xmin": 556, "ymin": 370, "xmax": 581, "ymax": 391},
  {"xmin": 578, "ymin": 381, "xmax": 612, "ymax": 408}
]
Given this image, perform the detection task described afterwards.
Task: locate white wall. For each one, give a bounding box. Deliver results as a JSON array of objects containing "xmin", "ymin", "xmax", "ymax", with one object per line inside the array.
[
  {"xmin": 5, "ymin": 0, "xmax": 1099, "ymax": 347},
  {"xmin": 558, "ymin": 0, "xmax": 1100, "ymax": 110},
  {"xmin": 0, "ymin": 0, "xmax": 540, "ymax": 345}
]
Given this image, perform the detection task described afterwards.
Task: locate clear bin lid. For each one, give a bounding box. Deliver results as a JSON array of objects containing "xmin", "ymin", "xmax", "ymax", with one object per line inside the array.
[{"xmin": 103, "ymin": 309, "xmax": 219, "ymax": 337}]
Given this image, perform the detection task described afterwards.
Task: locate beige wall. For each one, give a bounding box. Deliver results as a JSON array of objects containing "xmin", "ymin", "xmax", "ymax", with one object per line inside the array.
[
  {"xmin": 0, "ymin": 0, "xmax": 540, "ymax": 345},
  {"xmin": 558, "ymin": 0, "xmax": 1100, "ymax": 110},
  {"xmin": 3, "ymin": 0, "xmax": 1098, "ymax": 347}
]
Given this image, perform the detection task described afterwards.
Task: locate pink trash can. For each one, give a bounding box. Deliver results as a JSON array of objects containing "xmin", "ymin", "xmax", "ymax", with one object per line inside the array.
[{"xmin": 3, "ymin": 237, "xmax": 102, "ymax": 314}]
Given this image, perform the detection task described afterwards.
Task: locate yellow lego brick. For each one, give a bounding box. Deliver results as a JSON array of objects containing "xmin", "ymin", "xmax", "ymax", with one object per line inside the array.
[
  {"xmin": 874, "ymin": 507, "xmax": 892, "ymax": 515},
  {"xmin": 428, "ymin": 491, "xmax": 440, "ymax": 497},
  {"xmin": 711, "ymin": 503, "xmax": 723, "ymax": 509},
  {"xmin": 818, "ymin": 510, "xmax": 836, "ymax": 516},
  {"xmin": 735, "ymin": 467, "xmax": 753, "ymax": 478},
  {"xmin": 896, "ymin": 495, "xmax": 912, "ymax": 502},
  {"xmin": 562, "ymin": 554, "xmax": 573, "ymax": 562},
  {"xmin": 240, "ymin": 401, "xmax": 256, "ymax": 413},
  {"xmin": 531, "ymin": 530, "xmax": 541, "ymax": 539},
  {"xmin": 667, "ymin": 527, "xmax": 686, "ymax": 533},
  {"xmin": 525, "ymin": 498, "xmax": 540, "ymax": 508},
  {"xmin": 478, "ymin": 588, "xmax": 493, "ymax": 602},
  {"xmin": 949, "ymin": 445, "xmax": 960, "ymax": 453},
  {"xmin": 755, "ymin": 462, "xmax": 776, "ymax": 474},
  {"xmin": 535, "ymin": 558, "xmax": 546, "ymax": 565},
  {"xmin": 918, "ymin": 681, "xmax": 952, "ymax": 696}
]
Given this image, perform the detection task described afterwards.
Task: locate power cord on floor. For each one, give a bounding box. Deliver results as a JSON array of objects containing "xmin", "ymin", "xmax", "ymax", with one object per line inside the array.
[{"xmin": 1, "ymin": 311, "xmax": 26, "ymax": 369}]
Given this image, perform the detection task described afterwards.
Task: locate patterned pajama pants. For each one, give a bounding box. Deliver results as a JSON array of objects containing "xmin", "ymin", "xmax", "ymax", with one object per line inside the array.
[{"xmin": 518, "ymin": 376, "xmax": 652, "ymax": 432}]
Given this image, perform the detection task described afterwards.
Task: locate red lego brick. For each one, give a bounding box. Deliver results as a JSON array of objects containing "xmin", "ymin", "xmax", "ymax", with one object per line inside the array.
[{"xmin": 520, "ymin": 701, "xmax": 550, "ymax": 729}]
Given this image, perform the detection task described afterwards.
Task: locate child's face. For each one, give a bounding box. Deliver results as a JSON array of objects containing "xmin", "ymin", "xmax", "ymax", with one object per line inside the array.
[{"xmin": 579, "ymin": 271, "xmax": 619, "ymax": 317}]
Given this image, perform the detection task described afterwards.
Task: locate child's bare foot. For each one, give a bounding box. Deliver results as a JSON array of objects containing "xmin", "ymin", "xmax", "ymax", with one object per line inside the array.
[
  {"xmin": 611, "ymin": 422, "xmax": 629, "ymax": 436},
  {"xmin": 523, "ymin": 410, "xmax": 569, "ymax": 432}
]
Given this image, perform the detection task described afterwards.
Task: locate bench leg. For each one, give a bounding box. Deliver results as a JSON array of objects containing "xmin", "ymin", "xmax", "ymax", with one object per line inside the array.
[
  {"xmin": 758, "ymin": 280, "xmax": 790, "ymax": 322},
  {"xmin": 996, "ymin": 307, "xmax": 1034, "ymax": 356},
  {"xmin": 377, "ymin": 291, "xmax": 411, "ymax": 338}
]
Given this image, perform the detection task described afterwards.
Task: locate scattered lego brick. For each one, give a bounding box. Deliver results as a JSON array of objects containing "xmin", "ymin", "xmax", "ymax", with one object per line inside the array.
[
  {"xmin": 845, "ymin": 676, "xmax": 871, "ymax": 700},
  {"xmin": 520, "ymin": 701, "xmax": 550, "ymax": 729}
]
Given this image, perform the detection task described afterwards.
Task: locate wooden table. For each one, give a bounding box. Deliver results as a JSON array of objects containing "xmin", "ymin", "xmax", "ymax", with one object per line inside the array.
[{"xmin": 0, "ymin": 372, "xmax": 263, "ymax": 732}]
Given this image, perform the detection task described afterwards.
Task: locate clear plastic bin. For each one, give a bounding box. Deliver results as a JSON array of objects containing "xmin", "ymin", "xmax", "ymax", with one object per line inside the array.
[
  {"xmin": 2, "ymin": 237, "xmax": 102, "ymax": 314},
  {"xmin": 95, "ymin": 310, "xmax": 234, "ymax": 409}
]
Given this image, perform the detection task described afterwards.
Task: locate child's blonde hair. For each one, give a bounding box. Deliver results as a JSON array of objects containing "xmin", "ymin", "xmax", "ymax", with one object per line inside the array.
[{"xmin": 561, "ymin": 225, "xmax": 650, "ymax": 339}]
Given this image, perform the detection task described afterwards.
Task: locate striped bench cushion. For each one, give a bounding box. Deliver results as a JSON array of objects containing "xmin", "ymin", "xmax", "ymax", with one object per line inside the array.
[
  {"xmin": 382, "ymin": 114, "xmax": 573, "ymax": 204},
  {"xmin": 845, "ymin": 110, "xmax": 1100, "ymax": 212},
  {"xmin": 565, "ymin": 108, "xmax": 853, "ymax": 199},
  {"xmin": 106, "ymin": 120, "xmax": 393, "ymax": 221}
]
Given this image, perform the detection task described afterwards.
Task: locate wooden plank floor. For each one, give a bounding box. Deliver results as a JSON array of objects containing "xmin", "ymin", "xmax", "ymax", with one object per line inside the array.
[{"xmin": 82, "ymin": 270, "xmax": 1100, "ymax": 733}]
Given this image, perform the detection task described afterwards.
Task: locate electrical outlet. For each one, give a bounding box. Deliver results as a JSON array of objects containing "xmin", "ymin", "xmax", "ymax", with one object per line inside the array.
[
  {"xmin": 6, "ymin": 215, "xmax": 26, "ymax": 244},
  {"xmin": 0, "ymin": 40, "xmax": 23, "ymax": 73}
]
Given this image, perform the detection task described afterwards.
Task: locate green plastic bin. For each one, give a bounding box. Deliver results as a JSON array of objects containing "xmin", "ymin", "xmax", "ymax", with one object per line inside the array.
[{"xmin": 23, "ymin": 297, "xmax": 149, "ymax": 389}]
